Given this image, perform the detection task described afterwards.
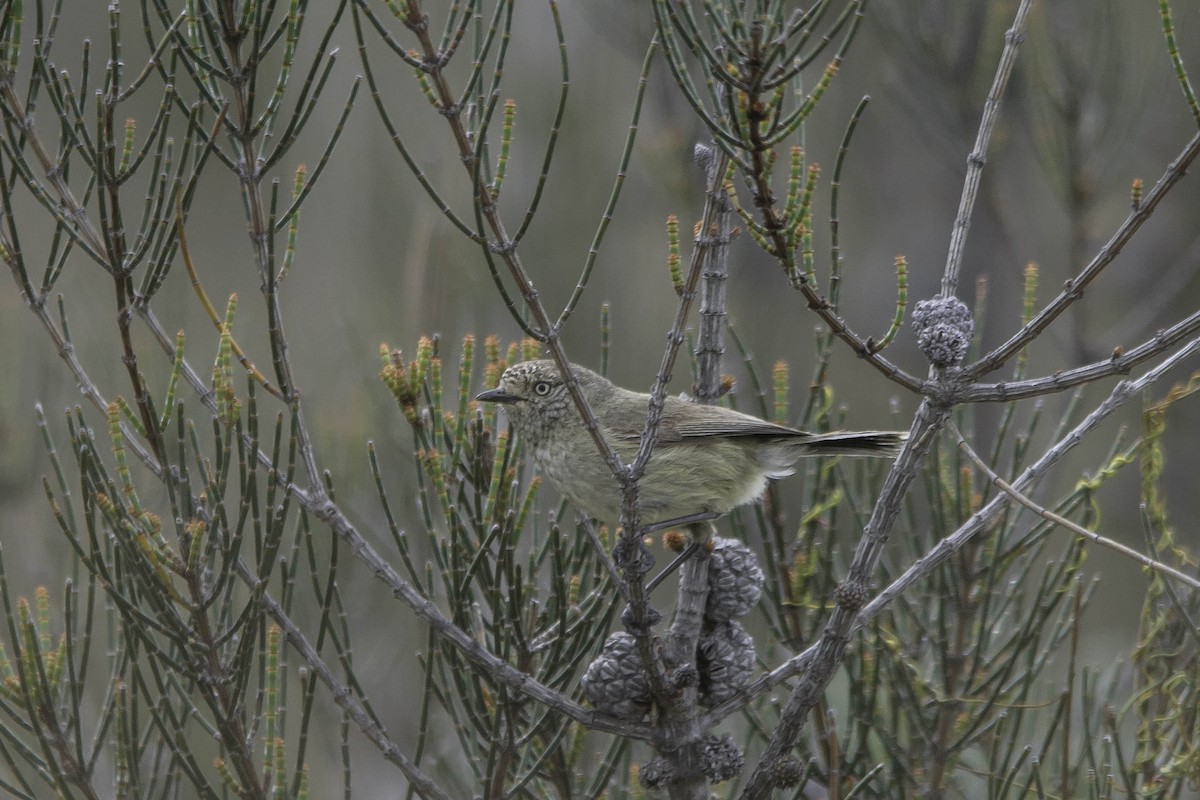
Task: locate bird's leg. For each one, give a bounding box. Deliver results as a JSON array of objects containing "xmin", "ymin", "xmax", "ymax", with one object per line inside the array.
[
  {"xmin": 688, "ymin": 519, "xmax": 715, "ymax": 547},
  {"xmin": 646, "ymin": 542, "xmax": 701, "ymax": 592},
  {"xmin": 644, "ymin": 515, "xmax": 717, "ymax": 591},
  {"xmin": 639, "ymin": 510, "xmax": 720, "ymax": 535},
  {"xmin": 609, "ymin": 513, "xmax": 719, "ymax": 579}
]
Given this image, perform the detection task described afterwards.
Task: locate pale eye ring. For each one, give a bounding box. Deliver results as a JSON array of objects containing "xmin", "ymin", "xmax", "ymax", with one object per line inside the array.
[{"xmin": 533, "ymin": 381, "xmax": 552, "ymax": 397}]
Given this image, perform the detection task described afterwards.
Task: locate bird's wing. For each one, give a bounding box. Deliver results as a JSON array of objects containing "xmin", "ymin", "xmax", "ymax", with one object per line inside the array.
[
  {"xmin": 599, "ymin": 392, "xmax": 904, "ymax": 456},
  {"xmin": 667, "ymin": 402, "xmax": 802, "ymax": 439},
  {"xmin": 599, "ymin": 393, "xmax": 803, "ymax": 441}
]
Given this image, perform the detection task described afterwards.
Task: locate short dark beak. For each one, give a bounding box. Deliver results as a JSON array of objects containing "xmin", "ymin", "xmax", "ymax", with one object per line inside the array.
[{"xmin": 475, "ymin": 388, "xmax": 519, "ymax": 404}]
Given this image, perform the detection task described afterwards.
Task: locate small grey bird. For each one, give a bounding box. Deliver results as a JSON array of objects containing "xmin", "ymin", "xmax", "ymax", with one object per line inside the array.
[{"xmin": 476, "ymin": 360, "xmax": 905, "ymax": 526}]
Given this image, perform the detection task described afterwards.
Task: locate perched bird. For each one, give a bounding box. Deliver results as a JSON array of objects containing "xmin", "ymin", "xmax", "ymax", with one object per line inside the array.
[{"xmin": 476, "ymin": 360, "xmax": 905, "ymax": 526}]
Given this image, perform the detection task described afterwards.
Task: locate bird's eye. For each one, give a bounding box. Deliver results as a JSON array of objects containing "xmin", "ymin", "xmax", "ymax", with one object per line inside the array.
[{"xmin": 533, "ymin": 381, "xmax": 552, "ymax": 397}]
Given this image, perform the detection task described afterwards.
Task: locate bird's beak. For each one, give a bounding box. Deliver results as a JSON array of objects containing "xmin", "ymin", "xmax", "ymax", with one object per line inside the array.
[{"xmin": 475, "ymin": 388, "xmax": 519, "ymax": 404}]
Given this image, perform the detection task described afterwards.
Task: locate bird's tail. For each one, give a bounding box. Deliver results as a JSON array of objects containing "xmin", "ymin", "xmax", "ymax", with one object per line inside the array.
[{"xmin": 800, "ymin": 430, "xmax": 907, "ymax": 457}]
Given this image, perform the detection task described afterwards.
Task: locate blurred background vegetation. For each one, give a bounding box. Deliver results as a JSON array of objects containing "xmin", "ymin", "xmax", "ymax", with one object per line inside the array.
[{"xmin": 2, "ymin": 0, "xmax": 1200, "ymax": 795}]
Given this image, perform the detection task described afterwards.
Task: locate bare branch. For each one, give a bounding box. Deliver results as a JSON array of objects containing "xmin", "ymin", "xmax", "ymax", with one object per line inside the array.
[{"xmin": 951, "ymin": 421, "xmax": 1200, "ymax": 591}]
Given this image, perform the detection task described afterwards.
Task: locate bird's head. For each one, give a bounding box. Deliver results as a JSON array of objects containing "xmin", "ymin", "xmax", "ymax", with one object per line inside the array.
[{"xmin": 476, "ymin": 359, "xmax": 585, "ymax": 444}]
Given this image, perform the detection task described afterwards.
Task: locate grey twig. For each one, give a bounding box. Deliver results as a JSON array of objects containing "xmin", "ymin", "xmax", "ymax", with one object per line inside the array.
[
  {"xmin": 710, "ymin": 332, "xmax": 1200, "ymax": 725},
  {"xmin": 858, "ymin": 334, "xmax": 1200, "ymax": 631},
  {"xmin": 966, "ymin": 128, "xmax": 1200, "ymax": 380},
  {"xmin": 693, "ymin": 142, "xmax": 733, "ymax": 404},
  {"xmin": 949, "ymin": 420, "xmax": 1200, "ymax": 591},
  {"xmin": 735, "ymin": 398, "xmax": 948, "ymax": 799},
  {"xmin": 616, "ymin": 142, "xmax": 735, "ymax": 683},
  {"xmin": 251, "ymin": 569, "xmax": 455, "ymax": 800},
  {"xmin": 737, "ymin": 4, "xmax": 1037, "ymax": 796},
  {"xmin": 941, "ymin": 0, "xmax": 1034, "ymax": 298},
  {"xmin": 963, "ymin": 306, "xmax": 1200, "ymax": 402}
]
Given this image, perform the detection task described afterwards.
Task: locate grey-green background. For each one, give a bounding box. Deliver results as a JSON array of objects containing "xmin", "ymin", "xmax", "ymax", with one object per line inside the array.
[{"xmin": 1, "ymin": 2, "xmax": 1199, "ymax": 793}]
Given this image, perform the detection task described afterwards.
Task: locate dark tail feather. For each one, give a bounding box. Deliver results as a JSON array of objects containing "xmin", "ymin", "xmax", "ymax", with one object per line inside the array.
[{"xmin": 801, "ymin": 430, "xmax": 907, "ymax": 457}]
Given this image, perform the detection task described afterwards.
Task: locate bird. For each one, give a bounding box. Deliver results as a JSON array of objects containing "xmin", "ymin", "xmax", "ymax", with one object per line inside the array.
[{"xmin": 476, "ymin": 360, "xmax": 905, "ymax": 526}]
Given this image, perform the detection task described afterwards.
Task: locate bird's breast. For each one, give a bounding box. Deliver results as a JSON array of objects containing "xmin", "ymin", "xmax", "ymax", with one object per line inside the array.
[{"xmin": 531, "ymin": 437, "xmax": 620, "ymax": 520}]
